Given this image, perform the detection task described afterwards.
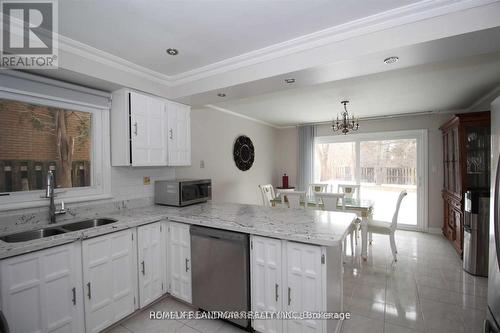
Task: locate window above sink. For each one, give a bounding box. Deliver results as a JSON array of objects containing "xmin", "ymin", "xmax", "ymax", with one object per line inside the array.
[{"xmin": 0, "ymin": 72, "xmax": 112, "ymax": 211}]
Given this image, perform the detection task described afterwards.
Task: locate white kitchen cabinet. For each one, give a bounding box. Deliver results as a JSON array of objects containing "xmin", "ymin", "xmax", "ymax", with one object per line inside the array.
[
  {"xmin": 111, "ymin": 88, "xmax": 191, "ymax": 167},
  {"xmin": 166, "ymin": 102, "xmax": 191, "ymax": 166},
  {"xmin": 250, "ymin": 237, "xmax": 325, "ymax": 333},
  {"xmin": 168, "ymin": 221, "xmax": 192, "ymax": 303},
  {"xmin": 251, "ymin": 236, "xmax": 283, "ymax": 333},
  {"xmin": 284, "ymin": 241, "xmax": 325, "ymax": 333},
  {"xmin": 0, "ymin": 242, "xmax": 84, "ymax": 333},
  {"xmin": 137, "ymin": 222, "xmax": 165, "ymax": 308},
  {"xmin": 82, "ymin": 228, "xmax": 138, "ymax": 333},
  {"xmin": 129, "ymin": 91, "xmax": 167, "ymax": 166}
]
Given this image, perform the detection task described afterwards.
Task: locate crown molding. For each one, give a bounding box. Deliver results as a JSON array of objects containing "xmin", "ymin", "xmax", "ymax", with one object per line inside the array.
[
  {"xmin": 169, "ymin": 0, "xmax": 499, "ymax": 85},
  {"xmin": 204, "ymin": 104, "xmax": 279, "ymax": 128},
  {"xmin": 55, "ymin": 0, "xmax": 498, "ymax": 91},
  {"xmin": 57, "ymin": 33, "xmax": 174, "ymax": 87}
]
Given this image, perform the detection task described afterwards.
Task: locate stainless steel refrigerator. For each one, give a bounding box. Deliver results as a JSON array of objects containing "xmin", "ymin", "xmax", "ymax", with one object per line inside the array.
[{"xmin": 486, "ymin": 96, "xmax": 500, "ymax": 332}]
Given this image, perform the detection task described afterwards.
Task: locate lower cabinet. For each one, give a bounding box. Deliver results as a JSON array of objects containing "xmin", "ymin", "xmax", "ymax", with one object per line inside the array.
[
  {"xmin": 251, "ymin": 236, "xmax": 283, "ymax": 333},
  {"xmin": 137, "ymin": 222, "xmax": 165, "ymax": 308},
  {"xmin": 250, "ymin": 236, "xmax": 325, "ymax": 333},
  {"xmin": 82, "ymin": 228, "xmax": 138, "ymax": 333},
  {"xmin": 168, "ymin": 221, "xmax": 192, "ymax": 303},
  {"xmin": 0, "ymin": 242, "xmax": 84, "ymax": 333},
  {"xmin": 284, "ymin": 241, "xmax": 325, "ymax": 333}
]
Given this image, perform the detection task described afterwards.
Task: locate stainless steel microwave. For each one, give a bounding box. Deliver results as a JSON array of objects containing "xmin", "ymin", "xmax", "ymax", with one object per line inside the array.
[{"xmin": 154, "ymin": 179, "xmax": 211, "ymax": 207}]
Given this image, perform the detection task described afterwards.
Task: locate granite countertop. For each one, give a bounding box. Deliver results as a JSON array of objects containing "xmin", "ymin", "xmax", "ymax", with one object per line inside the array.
[{"xmin": 0, "ymin": 202, "xmax": 357, "ymax": 259}]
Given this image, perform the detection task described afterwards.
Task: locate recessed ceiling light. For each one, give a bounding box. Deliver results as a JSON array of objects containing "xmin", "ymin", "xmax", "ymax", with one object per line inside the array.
[
  {"xmin": 384, "ymin": 56, "xmax": 399, "ymax": 64},
  {"xmin": 217, "ymin": 93, "xmax": 226, "ymax": 97},
  {"xmin": 284, "ymin": 78, "xmax": 295, "ymax": 84},
  {"xmin": 166, "ymin": 48, "xmax": 179, "ymax": 56}
]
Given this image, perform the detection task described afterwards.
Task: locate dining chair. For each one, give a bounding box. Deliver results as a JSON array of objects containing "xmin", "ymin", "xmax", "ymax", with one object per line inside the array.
[
  {"xmin": 315, "ymin": 192, "xmax": 345, "ymax": 211},
  {"xmin": 316, "ymin": 193, "xmax": 355, "ymax": 256},
  {"xmin": 284, "ymin": 191, "xmax": 306, "ymax": 209},
  {"xmin": 309, "ymin": 183, "xmax": 329, "ymax": 206},
  {"xmin": 258, "ymin": 184, "xmax": 276, "ymax": 207},
  {"xmin": 367, "ymin": 190, "xmax": 407, "ymax": 261},
  {"xmin": 338, "ymin": 184, "xmax": 361, "ymax": 201}
]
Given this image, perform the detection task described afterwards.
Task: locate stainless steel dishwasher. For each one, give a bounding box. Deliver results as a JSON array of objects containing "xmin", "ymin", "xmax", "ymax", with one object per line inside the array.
[{"xmin": 190, "ymin": 225, "xmax": 251, "ymax": 330}]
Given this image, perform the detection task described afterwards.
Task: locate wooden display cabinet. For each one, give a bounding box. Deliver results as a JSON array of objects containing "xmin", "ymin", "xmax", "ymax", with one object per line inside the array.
[{"xmin": 440, "ymin": 111, "xmax": 490, "ymax": 255}]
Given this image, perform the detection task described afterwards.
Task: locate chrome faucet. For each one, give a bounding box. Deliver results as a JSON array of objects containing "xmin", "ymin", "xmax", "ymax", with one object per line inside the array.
[{"xmin": 46, "ymin": 171, "xmax": 66, "ymax": 224}]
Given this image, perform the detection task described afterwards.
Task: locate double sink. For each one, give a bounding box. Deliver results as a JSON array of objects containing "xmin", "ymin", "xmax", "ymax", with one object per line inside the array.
[{"xmin": 0, "ymin": 218, "xmax": 118, "ymax": 243}]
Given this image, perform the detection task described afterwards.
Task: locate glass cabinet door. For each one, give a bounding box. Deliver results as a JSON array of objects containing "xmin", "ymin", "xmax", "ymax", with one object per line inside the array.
[
  {"xmin": 443, "ymin": 134, "xmax": 450, "ymax": 189},
  {"xmin": 452, "ymin": 127, "xmax": 460, "ymax": 194},
  {"xmin": 465, "ymin": 126, "xmax": 490, "ymax": 189}
]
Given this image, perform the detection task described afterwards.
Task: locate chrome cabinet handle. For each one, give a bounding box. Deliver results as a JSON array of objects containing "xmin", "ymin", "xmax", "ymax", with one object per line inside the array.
[
  {"xmin": 134, "ymin": 122, "xmax": 138, "ymax": 136},
  {"xmin": 288, "ymin": 287, "xmax": 291, "ymax": 306},
  {"xmin": 72, "ymin": 287, "xmax": 76, "ymax": 305},
  {"xmin": 169, "ymin": 129, "xmax": 173, "ymax": 140},
  {"xmin": 275, "ymin": 283, "xmax": 279, "ymax": 302},
  {"xmin": 185, "ymin": 258, "xmax": 190, "ymax": 272},
  {"xmin": 87, "ymin": 282, "xmax": 92, "ymax": 299},
  {"xmin": 141, "ymin": 260, "xmax": 145, "ymax": 275}
]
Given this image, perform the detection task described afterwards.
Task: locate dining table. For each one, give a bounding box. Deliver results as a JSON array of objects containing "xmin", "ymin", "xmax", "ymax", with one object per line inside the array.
[{"xmin": 270, "ymin": 194, "xmax": 374, "ymax": 259}]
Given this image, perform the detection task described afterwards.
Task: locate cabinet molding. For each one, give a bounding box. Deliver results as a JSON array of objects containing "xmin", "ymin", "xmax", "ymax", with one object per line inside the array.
[
  {"xmin": 82, "ymin": 228, "xmax": 138, "ymax": 333},
  {"xmin": 0, "ymin": 242, "xmax": 84, "ymax": 333},
  {"xmin": 251, "ymin": 236, "xmax": 283, "ymax": 333},
  {"xmin": 111, "ymin": 88, "xmax": 191, "ymax": 167},
  {"xmin": 168, "ymin": 221, "xmax": 192, "ymax": 303},
  {"xmin": 137, "ymin": 222, "xmax": 165, "ymax": 308},
  {"xmin": 250, "ymin": 236, "xmax": 326, "ymax": 333}
]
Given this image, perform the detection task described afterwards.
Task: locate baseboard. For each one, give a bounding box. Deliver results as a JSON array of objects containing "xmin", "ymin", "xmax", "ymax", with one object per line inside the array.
[{"xmin": 427, "ymin": 227, "xmax": 442, "ymax": 234}]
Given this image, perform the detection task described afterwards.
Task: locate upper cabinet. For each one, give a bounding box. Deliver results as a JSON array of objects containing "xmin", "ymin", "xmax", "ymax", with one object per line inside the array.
[
  {"xmin": 111, "ymin": 89, "xmax": 191, "ymax": 167},
  {"xmin": 167, "ymin": 102, "xmax": 191, "ymax": 166}
]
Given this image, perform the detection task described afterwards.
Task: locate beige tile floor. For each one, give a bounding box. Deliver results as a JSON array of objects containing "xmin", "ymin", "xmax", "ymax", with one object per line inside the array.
[
  {"xmin": 342, "ymin": 230, "xmax": 488, "ymax": 333},
  {"xmin": 106, "ymin": 230, "xmax": 488, "ymax": 333}
]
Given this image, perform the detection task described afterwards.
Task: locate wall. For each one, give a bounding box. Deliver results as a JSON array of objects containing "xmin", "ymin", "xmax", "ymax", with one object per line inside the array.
[
  {"xmin": 111, "ymin": 167, "xmax": 175, "ymax": 201},
  {"xmin": 274, "ymin": 112, "xmax": 459, "ymax": 231},
  {"xmin": 274, "ymin": 126, "xmax": 298, "ymax": 187},
  {"xmin": 175, "ymin": 107, "xmax": 277, "ymax": 205}
]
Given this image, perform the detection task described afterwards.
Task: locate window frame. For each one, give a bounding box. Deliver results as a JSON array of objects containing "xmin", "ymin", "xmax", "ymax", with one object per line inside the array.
[
  {"xmin": 314, "ymin": 129, "xmax": 428, "ymax": 231},
  {"xmin": 0, "ymin": 90, "xmax": 111, "ymax": 211}
]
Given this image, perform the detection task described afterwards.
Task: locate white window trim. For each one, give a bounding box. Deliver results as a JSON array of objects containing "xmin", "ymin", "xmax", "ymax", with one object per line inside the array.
[
  {"xmin": 0, "ymin": 90, "xmax": 112, "ymax": 211},
  {"xmin": 315, "ymin": 129, "xmax": 429, "ymax": 232}
]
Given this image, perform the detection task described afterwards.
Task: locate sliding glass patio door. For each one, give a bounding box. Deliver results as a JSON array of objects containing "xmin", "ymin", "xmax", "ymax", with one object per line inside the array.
[{"xmin": 314, "ymin": 130, "xmax": 428, "ymax": 231}]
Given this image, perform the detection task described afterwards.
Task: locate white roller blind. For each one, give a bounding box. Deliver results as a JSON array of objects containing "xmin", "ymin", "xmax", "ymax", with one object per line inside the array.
[{"xmin": 0, "ymin": 70, "xmax": 111, "ymax": 109}]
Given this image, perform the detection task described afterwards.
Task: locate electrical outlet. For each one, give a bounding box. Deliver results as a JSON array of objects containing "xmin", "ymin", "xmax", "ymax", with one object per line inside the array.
[
  {"xmin": 200, "ymin": 160, "xmax": 205, "ymax": 169},
  {"xmin": 143, "ymin": 176, "xmax": 151, "ymax": 185}
]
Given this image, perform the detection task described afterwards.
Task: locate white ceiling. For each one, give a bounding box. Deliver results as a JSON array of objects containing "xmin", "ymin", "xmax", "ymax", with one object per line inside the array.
[
  {"xmin": 41, "ymin": 0, "xmax": 500, "ymax": 127},
  {"xmin": 59, "ymin": 0, "xmax": 419, "ymax": 76},
  {"xmin": 211, "ymin": 52, "xmax": 500, "ymax": 127}
]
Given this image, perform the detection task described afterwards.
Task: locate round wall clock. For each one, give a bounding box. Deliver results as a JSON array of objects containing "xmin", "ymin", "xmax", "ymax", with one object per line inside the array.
[{"xmin": 233, "ymin": 135, "xmax": 255, "ymax": 171}]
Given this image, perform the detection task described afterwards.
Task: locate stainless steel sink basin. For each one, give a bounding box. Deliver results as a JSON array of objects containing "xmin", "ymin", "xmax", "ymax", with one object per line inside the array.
[
  {"xmin": 0, "ymin": 228, "xmax": 67, "ymax": 243},
  {"xmin": 61, "ymin": 218, "xmax": 118, "ymax": 231}
]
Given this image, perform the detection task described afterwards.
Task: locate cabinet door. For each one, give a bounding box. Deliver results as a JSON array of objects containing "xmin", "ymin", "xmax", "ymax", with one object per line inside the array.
[
  {"xmin": 169, "ymin": 222, "xmax": 192, "ymax": 303},
  {"xmin": 82, "ymin": 229, "xmax": 137, "ymax": 333},
  {"xmin": 251, "ymin": 236, "xmax": 283, "ymax": 333},
  {"xmin": 130, "ymin": 92, "xmax": 167, "ymax": 166},
  {"xmin": 138, "ymin": 222, "xmax": 164, "ymax": 308},
  {"xmin": 167, "ymin": 103, "xmax": 191, "ymax": 166},
  {"xmin": 0, "ymin": 242, "xmax": 84, "ymax": 333},
  {"xmin": 284, "ymin": 242, "xmax": 324, "ymax": 333}
]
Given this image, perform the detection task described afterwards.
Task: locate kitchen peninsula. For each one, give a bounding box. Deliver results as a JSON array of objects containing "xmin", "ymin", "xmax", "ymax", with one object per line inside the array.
[{"xmin": 0, "ymin": 202, "xmax": 356, "ymax": 333}]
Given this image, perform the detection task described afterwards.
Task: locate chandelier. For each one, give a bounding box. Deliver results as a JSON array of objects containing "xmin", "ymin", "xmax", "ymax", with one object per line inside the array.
[{"xmin": 332, "ymin": 100, "xmax": 359, "ymax": 135}]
